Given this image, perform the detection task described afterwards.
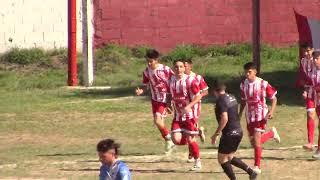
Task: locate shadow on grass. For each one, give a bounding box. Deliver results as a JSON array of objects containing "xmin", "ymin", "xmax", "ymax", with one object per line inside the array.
[
  {"xmin": 60, "ymin": 168, "xmax": 225, "ymax": 174},
  {"xmin": 204, "ymin": 70, "xmax": 304, "ymax": 106},
  {"xmin": 238, "ymin": 156, "xmax": 316, "ymax": 161},
  {"xmin": 62, "ymin": 86, "xmax": 150, "ymax": 100},
  {"xmin": 203, "ymin": 145, "xmax": 252, "ymax": 150},
  {"xmin": 37, "ymin": 153, "xmax": 90, "ymax": 157}
]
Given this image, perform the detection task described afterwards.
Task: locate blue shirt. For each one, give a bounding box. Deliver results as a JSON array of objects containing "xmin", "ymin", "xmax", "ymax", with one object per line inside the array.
[{"xmin": 99, "ymin": 160, "xmax": 131, "ymax": 180}]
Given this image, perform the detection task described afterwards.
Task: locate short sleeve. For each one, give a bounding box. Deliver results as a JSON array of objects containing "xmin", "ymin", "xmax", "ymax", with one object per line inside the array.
[
  {"xmin": 119, "ymin": 169, "xmax": 131, "ymax": 180},
  {"xmin": 217, "ymin": 99, "xmax": 228, "ymax": 113},
  {"xmin": 240, "ymin": 82, "xmax": 246, "ymax": 100},
  {"xmin": 266, "ymin": 83, "xmax": 277, "ymax": 99},
  {"xmin": 199, "ymin": 76, "xmax": 208, "ymax": 91},
  {"xmin": 142, "ymin": 70, "xmax": 149, "ymax": 84},
  {"xmin": 190, "ymin": 79, "xmax": 200, "ymax": 96}
]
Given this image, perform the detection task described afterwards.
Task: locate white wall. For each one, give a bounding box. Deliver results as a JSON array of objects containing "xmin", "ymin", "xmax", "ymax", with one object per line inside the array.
[{"xmin": 0, "ymin": 0, "xmax": 83, "ymax": 53}]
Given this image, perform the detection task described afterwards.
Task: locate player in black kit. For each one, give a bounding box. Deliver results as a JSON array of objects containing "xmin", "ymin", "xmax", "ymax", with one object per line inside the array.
[{"xmin": 211, "ymin": 81, "xmax": 257, "ymax": 180}]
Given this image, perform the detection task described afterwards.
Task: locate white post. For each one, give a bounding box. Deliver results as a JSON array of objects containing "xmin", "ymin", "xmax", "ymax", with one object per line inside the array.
[{"xmin": 82, "ymin": 0, "xmax": 94, "ymax": 86}]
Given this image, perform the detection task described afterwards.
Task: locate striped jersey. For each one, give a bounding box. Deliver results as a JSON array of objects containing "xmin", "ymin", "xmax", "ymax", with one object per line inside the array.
[
  {"xmin": 142, "ymin": 64, "xmax": 174, "ymax": 103},
  {"xmin": 240, "ymin": 77, "xmax": 277, "ymax": 123},
  {"xmin": 169, "ymin": 74, "xmax": 200, "ymax": 121},
  {"xmin": 301, "ymin": 57, "xmax": 315, "ymax": 86},
  {"xmin": 305, "ymin": 66, "xmax": 320, "ymax": 104},
  {"xmin": 189, "ymin": 72, "xmax": 208, "ymax": 120}
]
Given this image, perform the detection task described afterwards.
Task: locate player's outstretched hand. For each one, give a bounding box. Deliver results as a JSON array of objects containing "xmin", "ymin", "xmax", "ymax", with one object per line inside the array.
[
  {"xmin": 267, "ymin": 112, "xmax": 273, "ymax": 119},
  {"xmin": 135, "ymin": 87, "xmax": 143, "ymax": 96}
]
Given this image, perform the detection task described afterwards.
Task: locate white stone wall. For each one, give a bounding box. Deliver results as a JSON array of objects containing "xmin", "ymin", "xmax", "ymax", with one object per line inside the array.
[{"xmin": 0, "ymin": 0, "xmax": 83, "ymax": 53}]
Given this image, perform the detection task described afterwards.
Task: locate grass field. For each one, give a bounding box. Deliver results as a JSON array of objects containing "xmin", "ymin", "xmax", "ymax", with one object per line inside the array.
[{"xmin": 1, "ymin": 44, "xmax": 320, "ymax": 179}]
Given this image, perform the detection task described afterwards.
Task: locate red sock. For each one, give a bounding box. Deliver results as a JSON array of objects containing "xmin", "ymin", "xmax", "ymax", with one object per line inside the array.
[
  {"xmin": 254, "ymin": 146, "xmax": 262, "ymax": 168},
  {"xmin": 189, "ymin": 141, "xmax": 200, "ymax": 159},
  {"xmin": 178, "ymin": 135, "xmax": 187, "ymax": 145},
  {"xmin": 188, "ymin": 143, "xmax": 193, "ymax": 157},
  {"xmin": 261, "ymin": 130, "xmax": 274, "ymax": 144},
  {"xmin": 307, "ymin": 117, "xmax": 315, "ymax": 144},
  {"xmin": 159, "ymin": 127, "xmax": 170, "ymax": 140}
]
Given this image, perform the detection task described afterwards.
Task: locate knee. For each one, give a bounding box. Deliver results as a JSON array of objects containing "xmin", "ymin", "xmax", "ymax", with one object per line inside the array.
[
  {"xmin": 171, "ymin": 134, "xmax": 181, "ymax": 144},
  {"xmin": 153, "ymin": 116, "xmax": 162, "ymax": 124},
  {"xmin": 308, "ymin": 111, "xmax": 315, "ymax": 118},
  {"xmin": 187, "ymin": 135, "xmax": 196, "ymax": 144}
]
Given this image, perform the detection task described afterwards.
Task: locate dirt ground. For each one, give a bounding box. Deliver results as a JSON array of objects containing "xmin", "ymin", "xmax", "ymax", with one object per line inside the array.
[{"xmin": 1, "ymin": 145, "xmax": 320, "ymax": 180}]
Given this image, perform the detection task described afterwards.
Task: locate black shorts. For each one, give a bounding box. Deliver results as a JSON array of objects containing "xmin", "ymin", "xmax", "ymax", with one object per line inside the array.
[{"xmin": 218, "ymin": 129, "xmax": 243, "ymax": 154}]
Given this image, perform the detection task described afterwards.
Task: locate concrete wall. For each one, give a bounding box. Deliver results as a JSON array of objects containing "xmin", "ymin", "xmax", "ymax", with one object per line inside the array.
[
  {"xmin": 0, "ymin": 0, "xmax": 83, "ymax": 53},
  {"xmin": 94, "ymin": 0, "xmax": 320, "ymax": 51}
]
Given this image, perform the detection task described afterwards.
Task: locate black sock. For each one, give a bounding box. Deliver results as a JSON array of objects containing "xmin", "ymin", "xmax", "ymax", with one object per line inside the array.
[
  {"xmin": 221, "ymin": 161, "xmax": 236, "ymax": 180},
  {"xmin": 230, "ymin": 157, "xmax": 254, "ymax": 175}
]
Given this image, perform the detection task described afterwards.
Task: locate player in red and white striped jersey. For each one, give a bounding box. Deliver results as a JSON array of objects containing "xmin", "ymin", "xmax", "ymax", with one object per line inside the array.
[
  {"xmin": 184, "ymin": 58, "xmax": 208, "ymax": 162},
  {"xmin": 239, "ymin": 62, "xmax": 280, "ymax": 174},
  {"xmin": 169, "ymin": 59, "xmax": 202, "ymax": 171},
  {"xmin": 299, "ymin": 44, "xmax": 316, "ymax": 150},
  {"xmin": 136, "ymin": 49, "xmax": 175, "ymax": 154},
  {"xmin": 304, "ymin": 51, "xmax": 320, "ymax": 159}
]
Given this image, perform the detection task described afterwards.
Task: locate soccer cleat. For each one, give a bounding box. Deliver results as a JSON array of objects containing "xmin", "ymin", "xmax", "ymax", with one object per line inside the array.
[
  {"xmin": 272, "ymin": 127, "xmax": 281, "ymax": 143},
  {"xmin": 252, "ymin": 166, "xmax": 261, "ymax": 174},
  {"xmin": 303, "ymin": 143, "xmax": 314, "ymax": 151},
  {"xmin": 199, "ymin": 126, "xmax": 206, "ymax": 143},
  {"xmin": 312, "ymin": 150, "xmax": 320, "ymax": 159},
  {"xmin": 165, "ymin": 140, "xmax": 175, "ymax": 154},
  {"xmin": 190, "ymin": 159, "xmax": 201, "ymax": 171},
  {"xmin": 249, "ymin": 171, "xmax": 258, "ymax": 180}
]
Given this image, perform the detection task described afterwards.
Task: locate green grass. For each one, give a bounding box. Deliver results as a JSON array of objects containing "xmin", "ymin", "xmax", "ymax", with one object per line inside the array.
[{"xmin": 1, "ymin": 44, "xmax": 317, "ymax": 179}]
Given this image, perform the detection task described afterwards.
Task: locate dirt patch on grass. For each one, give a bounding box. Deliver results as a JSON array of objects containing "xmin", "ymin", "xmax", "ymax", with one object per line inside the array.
[{"xmin": 3, "ymin": 146, "xmax": 318, "ymax": 179}]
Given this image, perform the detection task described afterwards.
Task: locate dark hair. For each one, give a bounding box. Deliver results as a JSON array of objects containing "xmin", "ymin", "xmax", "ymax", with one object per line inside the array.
[
  {"xmin": 300, "ymin": 42, "xmax": 313, "ymax": 49},
  {"xmin": 313, "ymin": 50, "xmax": 320, "ymax": 59},
  {"xmin": 243, "ymin": 62, "xmax": 257, "ymax": 70},
  {"xmin": 213, "ymin": 80, "xmax": 226, "ymax": 92},
  {"xmin": 145, "ymin": 49, "xmax": 160, "ymax": 59},
  {"xmin": 184, "ymin": 58, "xmax": 193, "ymax": 64},
  {"xmin": 97, "ymin": 139, "xmax": 120, "ymax": 155},
  {"xmin": 173, "ymin": 59, "xmax": 184, "ymax": 65}
]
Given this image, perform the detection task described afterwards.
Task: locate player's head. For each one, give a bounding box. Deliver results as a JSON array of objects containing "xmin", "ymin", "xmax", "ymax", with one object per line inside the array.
[
  {"xmin": 300, "ymin": 43, "xmax": 314, "ymax": 59},
  {"xmin": 243, "ymin": 62, "xmax": 257, "ymax": 82},
  {"xmin": 145, "ymin": 49, "xmax": 160, "ymax": 70},
  {"xmin": 183, "ymin": 58, "xmax": 193, "ymax": 75},
  {"xmin": 97, "ymin": 139, "xmax": 120, "ymax": 165},
  {"xmin": 173, "ymin": 59, "xmax": 185, "ymax": 78},
  {"xmin": 212, "ymin": 80, "xmax": 226, "ymax": 97},
  {"xmin": 313, "ymin": 50, "xmax": 320, "ymax": 68}
]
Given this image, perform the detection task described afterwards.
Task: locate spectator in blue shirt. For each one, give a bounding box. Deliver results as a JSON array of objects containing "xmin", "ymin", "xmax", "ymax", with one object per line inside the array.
[{"xmin": 97, "ymin": 139, "xmax": 131, "ymax": 180}]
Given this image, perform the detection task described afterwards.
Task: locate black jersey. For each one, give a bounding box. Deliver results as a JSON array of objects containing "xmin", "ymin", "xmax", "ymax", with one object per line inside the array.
[{"xmin": 215, "ymin": 93, "xmax": 242, "ymax": 135}]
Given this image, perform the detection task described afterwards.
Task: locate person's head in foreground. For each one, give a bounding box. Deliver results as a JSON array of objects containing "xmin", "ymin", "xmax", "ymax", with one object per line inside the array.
[{"xmin": 97, "ymin": 138, "xmax": 120, "ymax": 166}]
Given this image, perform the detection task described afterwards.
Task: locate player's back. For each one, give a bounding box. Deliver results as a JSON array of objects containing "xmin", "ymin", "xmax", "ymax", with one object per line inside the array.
[{"xmin": 215, "ymin": 93, "xmax": 241, "ymax": 135}]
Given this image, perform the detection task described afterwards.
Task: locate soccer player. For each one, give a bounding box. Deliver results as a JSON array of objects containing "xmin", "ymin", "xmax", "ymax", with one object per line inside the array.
[
  {"xmin": 169, "ymin": 59, "xmax": 202, "ymax": 170},
  {"xmin": 135, "ymin": 49, "xmax": 174, "ymax": 153},
  {"xmin": 97, "ymin": 139, "xmax": 131, "ymax": 180},
  {"xmin": 299, "ymin": 44, "xmax": 315, "ymax": 150},
  {"xmin": 304, "ymin": 50, "xmax": 320, "ymax": 159},
  {"xmin": 239, "ymin": 62, "xmax": 281, "ymax": 174},
  {"xmin": 184, "ymin": 58, "xmax": 208, "ymax": 162},
  {"xmin": 211, "ymin": 80, "xmax": 257, "ymax": 180}
]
